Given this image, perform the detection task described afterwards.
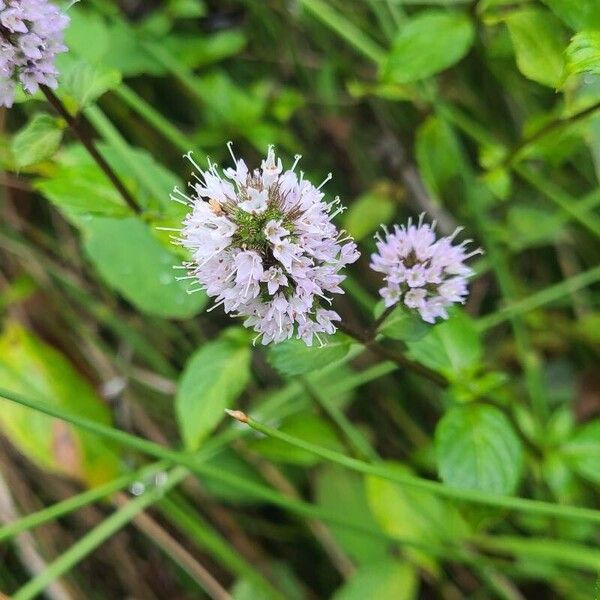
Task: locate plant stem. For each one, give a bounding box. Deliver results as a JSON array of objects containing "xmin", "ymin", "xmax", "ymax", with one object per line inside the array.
[
  {"xmin": 338, "ymin": 320, "xmax": 449, "ymax": 387},
  {"xmin": 228, "ymin": 410, "xmax": 600, "ymax": 525},
  {"xmin": 4, "ymin": 387, "xmax": 600, "ymax": 524},
  {"xmin": 298, "ymin": 0, "xmax": 386, "ymax": 64},
  {"xmin": 477, "ymin": 264, "xmax": 600, "ymax": 330},
  {"xmin": 0, "ymin": 462, "xmax": 167, "ymax": 543},
  {"xmin": 301, "ymin": 377, "xmax": 378, "ymax": 462},
  {"xmin": 12, "ymin": 469, "xmax": 190, "ymax": 600},
  {"xmin": 502, "ymin": 100, "xmax": 600, "ymax": 168},
  {"xmin": 40, "ymin": 86, "xmax": 141, "ymax": 214}
]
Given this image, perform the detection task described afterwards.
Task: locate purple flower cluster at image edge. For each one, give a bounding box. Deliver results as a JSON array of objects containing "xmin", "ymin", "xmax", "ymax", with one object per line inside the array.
[
  {"xmin": 0, "ymin": 0, "xmax": 69, "ymax": 108},
  {"xmin": 370, "ymin": 215, "xmax": 482, "ymax": 323},
  {"xmin": 176, "ymin": 146, "xmax": 360, "ymax": 346}
]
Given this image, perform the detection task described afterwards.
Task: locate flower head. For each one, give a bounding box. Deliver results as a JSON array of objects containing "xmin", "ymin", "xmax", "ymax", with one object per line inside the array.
[
  {"xmin": 370, "ymin": 215, "xmax": 481, "ymax": 323},
  {"xmin": 0, "ymin": 0, "xmax": 69, "ymax": 107},
  {"xmin": 176, "ymin": 145, "xmax": 360, "ymax": 346}
]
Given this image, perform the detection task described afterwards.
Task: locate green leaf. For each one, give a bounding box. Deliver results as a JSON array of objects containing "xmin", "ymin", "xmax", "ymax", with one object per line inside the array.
[
  {"xmin": 82, "ymin": 216, "xmax": 206, "ymax": 318},
  {"xmin": 382, "ymin": 11, "xmax": 475, "ymax": 84},
  {"xmin": 435, "ymin": 404, "xmax": 523, "ymax": 494},
  {"xmin": 565, "ymin": 31, "xmax": 600, "ymax": 80},
  {"xmin": 267, "ymin": 334, "xmax": 352, "ymax": 376},
  {"xmin": 343, "ymin": 189, "xmax": 395, "ymax": 241},
  {"xmin": 176, "ymin": 329, "xmax": 251, "ymax": 449},
  {"xmin": 406, "ymin": 311, "xmax": 482, "ymax": 379},
  {"xmin": 415, "ymin": 116, "xmax": 462, "ymax": 200},
  {"xmin": 60, "ymin": 60, "xmax": 122, "ymax": 109},
  {"xmin": 250, "ymin": 414, "xmax": 344, "ymax": 466},
  {"xmin": 563, "ymin": 419, "xmax": 600, "ymax": 484},
  {"xmin": 315, "ymin": 466, "xmax": 388, "ymax": 565},
  {"xmin": 503, "ymin": 8, "xmax": 566, "ymax": 88},
  {"xmin": 541, "ymin": 0, "xmax": 600, "ymax": 30},
  {"xmin": 11, "ymin": 114, "xmax": 63, "ymax": 169},
  {"xmin": 374, "ymin": 302, "xmax": 429, "ymax": 342},
  {"xmin": 162, "ymin": 30, "xmax": 246, "ymax": 69},
  {"xmin": 0, "ymin": 323, "xmax": 121, "ymax": 487},
  {"xmin": 332, "ymin": 560, "xmax": 418, "ymax": 600},
  {"xmin": 64, "ymin": 9, "xmax": 110, "ymax": 63},
  {"xmin": 35, "ymin": 164, "xmax": 130, "ymax": 217},
  {"xmin": 366, "ymin": 462, "xmax": 468, "ymax": 569}
]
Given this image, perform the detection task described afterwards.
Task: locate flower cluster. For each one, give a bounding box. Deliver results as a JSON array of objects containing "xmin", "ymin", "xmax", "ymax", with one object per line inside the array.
[
  {"xmin": 176, "ymin": 145, "xmax": 360, "ymax": 346},
  {"xmin": 0, "ymin": 0, "xmax": 69, "ymax": 108},
  {"xmin": 370, "ymin": 215, "xmax": 481, "ymax": 323}
]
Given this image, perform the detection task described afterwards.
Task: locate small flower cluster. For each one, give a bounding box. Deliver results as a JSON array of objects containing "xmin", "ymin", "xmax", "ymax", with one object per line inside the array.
[
  {"xmin": 0, "ymin": 0, "xmax": 69, "ymax": 108},
  {"xmin": 177, "ymin": 145, "xmax": 359, "ymax": 346},
  {"xmin": 370, "ymin": 215, "xmax": 481, "ymax": 323}
]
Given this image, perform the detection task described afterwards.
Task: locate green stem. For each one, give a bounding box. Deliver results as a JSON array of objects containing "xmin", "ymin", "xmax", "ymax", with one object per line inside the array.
[
  {"xmin": 298, "ymin": 0, "xmax": 387, "ymax": 64},
  {"xmin": 0, "ymin": 462, "xmax": 167, "ymax": 543},
  {"xmin": 159, "ymin": 495, "xmax": 284, "ymax": 599},
  {"xmin": 113, "ymin": 84, "xmax": 207, "ymax": 162},
  {"xmin": 478, "ymin": 264, "xmax": 600, "ymax": 331},
  {"xmin": 41, "ymin": 86, "xmax": 141, "ymax": 214},
  {"xmin": 515, "ymin": 164, "xmax": 600, "ymax": 239},
  {"xmin": 301, "ymin": 377, "xmax": 378, "ymax": 461},
  {"xmin": 475, "ymin": 535, "xmax": 600, "ymax": 573},
  {"xmin": 6, "ymin": 387, "xmax": 600, "ymax": 524},
  {"xmin": 230, "ymin": 411, "xmax": 600, "ymax": 525},
  {"xmin": 13, "ymin": 468, "xmax": 190, "ymax": 600}
]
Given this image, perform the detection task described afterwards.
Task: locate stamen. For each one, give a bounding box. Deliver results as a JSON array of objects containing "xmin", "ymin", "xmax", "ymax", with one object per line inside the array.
[
  {"xmin": 183, "ymin": 151, "xmax": 203, "ymax": 172},
  {"xmin": 317, "ymin": 172, "xmax": 333, "ymax": 190},
  {"xmin": 226, "ymin": 140, "xmax": 237, "ymax": 164}
]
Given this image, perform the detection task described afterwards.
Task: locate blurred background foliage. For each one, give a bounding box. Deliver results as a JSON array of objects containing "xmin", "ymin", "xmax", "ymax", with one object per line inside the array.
[{"xmin": 0, "ymin": 0, "xmax": 600, "ymax": 598}]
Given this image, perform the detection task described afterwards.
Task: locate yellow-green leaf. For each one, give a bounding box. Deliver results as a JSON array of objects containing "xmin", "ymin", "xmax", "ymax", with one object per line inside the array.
[{"xmin": 0, "ymin": 323, "xmax": 121, "ymax": 487}]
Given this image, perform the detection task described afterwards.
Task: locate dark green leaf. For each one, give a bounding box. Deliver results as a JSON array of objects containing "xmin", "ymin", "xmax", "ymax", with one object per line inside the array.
[
  {"xmin": 268, "ymin": 335, "xmax": 352, "ymax": 376},
  {"xmin": 406, "ymin": 311, "xmax": 482, "ymax": 379},
  {"xmin": 435, "ymin": 404, "xmax": 523, "ymax": 494},
  {"xmin": 374, "ymin": 302, "xmax": 430, "ymax": 342}
]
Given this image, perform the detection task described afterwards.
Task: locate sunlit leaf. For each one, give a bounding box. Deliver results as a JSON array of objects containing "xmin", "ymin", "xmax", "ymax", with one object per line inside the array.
[
  {"xmin": 0, "ymin": 323, "xmax": 121, "ymax": 487},
  {"xmin": 12, "ymin": 114, "xmax": 63, "ymax": 169},
  {"xmin": 82, "ymin": 216, "xmax": 206, "ymax": 318},
  {"xmin": 332, "ymin": 560, "xmax": 418, "ymax": 600},
  {"xmin": 503, "ymin": 8, "xmax": 566, "ymax": 87},
  {"xmin": 382, "ymin": 11, "xmax": 474, "ymax": 84},
  {"xmin": 176, "ymin": 328, "xmax": 251, "ymax": 449}
]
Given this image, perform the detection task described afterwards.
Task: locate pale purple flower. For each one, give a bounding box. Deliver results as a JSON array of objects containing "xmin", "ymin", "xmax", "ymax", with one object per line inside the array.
[
  {"xmin": 370, "ymin": 214, "xmax": 482, "ymax": 324},
  {"xmin": 175, "ymin": 145, "xmax": 360, "ymax": 346},
  {"xmin": 0, "ymin": 0, "xmax": 69, "ymax": 108}
]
